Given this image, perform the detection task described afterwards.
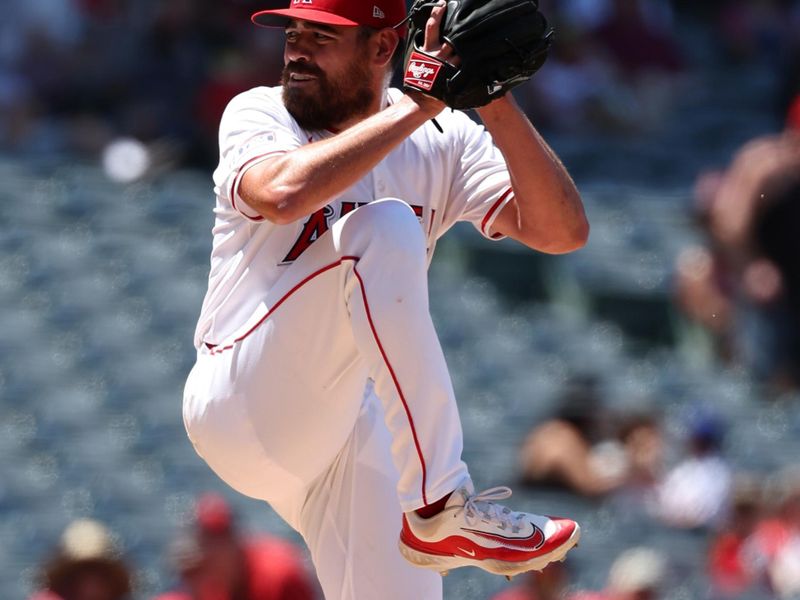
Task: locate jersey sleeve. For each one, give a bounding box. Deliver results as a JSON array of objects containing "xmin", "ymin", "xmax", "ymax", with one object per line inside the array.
[
  {"xmin": 444, "ymin": 115, "xmax": 515, "ymax": 241},
  {"xmin": 214, "ymin": 89, "xmax": 304, "ymax": 222}
]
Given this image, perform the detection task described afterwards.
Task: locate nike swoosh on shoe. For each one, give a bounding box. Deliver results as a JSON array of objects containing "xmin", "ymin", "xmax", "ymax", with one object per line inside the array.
[{"xmin": 461, "ymin": 524, "xmax": 545, "ymax": 551}]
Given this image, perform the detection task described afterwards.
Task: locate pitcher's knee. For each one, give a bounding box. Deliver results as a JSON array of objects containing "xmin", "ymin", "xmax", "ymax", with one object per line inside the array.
[{"xmin": 355, "ymin": 199, "xmax": 427, "ymax": 261}]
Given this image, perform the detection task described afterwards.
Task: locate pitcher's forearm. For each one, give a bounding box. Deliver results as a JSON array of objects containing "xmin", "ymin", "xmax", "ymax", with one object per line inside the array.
[
  {"xmin": 241, "ymin": 94, "xmax": 443, "ymax": 224},
  {"xmin": 477, "ymin": 96, "xmax": 588, "ymax": 252}
]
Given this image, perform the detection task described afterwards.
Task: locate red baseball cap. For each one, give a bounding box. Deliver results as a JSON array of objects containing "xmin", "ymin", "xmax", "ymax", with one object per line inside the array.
[
  {"xmin": 252, "ymin": 0, "xmax": 407, "ymax": 32},
  {"xmin": 195, "ymin": 493, "xmax": 234, "ymax": 534}
]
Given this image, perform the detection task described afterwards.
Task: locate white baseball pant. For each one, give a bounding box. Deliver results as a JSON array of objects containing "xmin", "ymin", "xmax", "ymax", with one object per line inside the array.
[{"xmin": 183, "ymin": 199, "xmax": 470, "ymax": 600}]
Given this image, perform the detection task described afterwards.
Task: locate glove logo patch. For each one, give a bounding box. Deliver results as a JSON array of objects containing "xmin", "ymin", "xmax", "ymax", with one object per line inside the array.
[{"xmin": 405, "ymin": 51, "xmax": 441, "ymax": 91}]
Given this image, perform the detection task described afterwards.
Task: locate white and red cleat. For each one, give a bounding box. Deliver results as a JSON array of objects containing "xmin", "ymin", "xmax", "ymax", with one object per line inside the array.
[{"xmin": 399, "ymin": 479, "xmax": 580, "ymax": 577}]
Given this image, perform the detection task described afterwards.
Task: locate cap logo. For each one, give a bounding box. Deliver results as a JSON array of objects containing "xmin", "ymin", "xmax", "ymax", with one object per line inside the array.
[
  {"xmin": 405, "ymin": 52, "xmax": 441, "ymax": 91},
  {"xmin": 292, "ymin": 0, "xmax": 313, "ymax": 4},
  {"xmin": 373, "ymin": 5, "xmax": 385, "ymax": 18}
]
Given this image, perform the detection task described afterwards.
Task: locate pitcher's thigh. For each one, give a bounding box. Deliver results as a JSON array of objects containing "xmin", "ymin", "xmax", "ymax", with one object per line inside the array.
[
  {"xmin": 238, "ymin": 267, "xmax": 370, "ymax": 478},
  {"xmin": 185, "ymin": 265, "xmax": 370, "ymax": 503}
]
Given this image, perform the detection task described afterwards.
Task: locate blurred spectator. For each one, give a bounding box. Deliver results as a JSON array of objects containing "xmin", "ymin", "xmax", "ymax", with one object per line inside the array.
[
  {"xmin": 541, "ymin": 0, "xmax": 675, "ymax": 34},
  {"xmin": 153, "ymin": 492, "xmax": 317, "ymax": 600},
  {"xmin": 654, "ymin": 410, "xmax": 732, "ymax": 530},
  {"xmin": 706, "ymin": 475, "xmax": 763, "ymax": 599},
  {"xmin": 590, "ymin": 0, "xmax": 683, "ymax": 78},
  {"xmin": 742, "ymin": 467, "xmax": 800, "ymax": 598},
  {"xmin": 29, "ymin": 518, "xmax": 132, "ymax": 600},
  {"xmin": 606, "ymin": 415, "xmax": 665, "ymax": 517},
  {"xmin": 778, "ymin": 37, "xmax": 800, "ymax": 129},
  {"xmin": 0, "ymin": 69, "xmax": 36, "ymax": 148},
  {"xmin": 787, "ymin": 93, "xmax": 800, "ymax": 131},
  {"xmin": 527, "ymin": 0, "xmax": 684, "ymax": 134},
  {"xmin": 485, "ymin": 550, "xmax": 725, "ymax": 600},
  {"xmin": 518, "ymin": 377, "xmax": 619, "ymax": 496},
  {"xmin": 519, "ymin": 378, "xmax": 663, "ymax": 499},
  {"xmin": 0, "ymin": 1, "xmax": 284, "ymax": 167},
  {"xmin": 676, "ymin": 130, "xmax": 800, "ymax": 389},
  {"xmin": 488, "ymin": 561, "xmax": 570, "ymax": 600},
  {"xmin": 591, "ymin": 0, "xmax": 684, "ymax": 131},
  {"xmin": 518, "ymin": 26, "xmax": 620, "ymax": 133},
  {"xmin": 570, "ymin": 546, "xmax": 667, "ymax": 600},
  {"xmin": 0, "ymin": 0, "xmax": 692, "ymax": 163},
  {"xmin": 714, "ymin": 0, "xmax": 799, "ymax": 66},
  {"xmin": 190, "ymin": 28, "xmax": 284, "ymax": 165}
]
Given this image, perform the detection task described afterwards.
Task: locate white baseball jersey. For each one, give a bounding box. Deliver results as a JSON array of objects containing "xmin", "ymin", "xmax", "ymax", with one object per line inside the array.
[{"xmin": 194, "ymin": 86, "xmax": 515, "ymax": 350}]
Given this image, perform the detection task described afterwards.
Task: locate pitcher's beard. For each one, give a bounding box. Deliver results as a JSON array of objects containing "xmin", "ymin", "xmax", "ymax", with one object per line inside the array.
[{"xmin": 282, "ymin": 61, "xmax": 375, "ymax": 132}]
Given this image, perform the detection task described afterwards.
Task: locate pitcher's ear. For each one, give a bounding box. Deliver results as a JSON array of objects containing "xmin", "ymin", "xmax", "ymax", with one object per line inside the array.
[{"xmin": 373, "ymin": 28, "xmax": 401, "ymax": 67}]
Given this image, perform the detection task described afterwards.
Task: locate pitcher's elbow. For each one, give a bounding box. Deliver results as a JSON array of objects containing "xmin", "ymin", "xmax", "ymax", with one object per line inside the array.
[
  {"xmin": 571, "ymin": 219, "xmax": 590, "ymax": 250},
  {"xmin": 241, "ymin": 188, "xmax": 302, "ymax": 224},
  {"xmin": 263, "ymin": 201, "xmax": 300, "ymax": 225},
  {"xmin": 537, "ymin": 221, "xmax": 590, "ymax": 254}
]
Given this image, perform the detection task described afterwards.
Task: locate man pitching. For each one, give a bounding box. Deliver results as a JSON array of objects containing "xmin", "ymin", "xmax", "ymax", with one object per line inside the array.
[{"xmin": 183, "ymin": 0, "xmax": 589, "ymax": 598}]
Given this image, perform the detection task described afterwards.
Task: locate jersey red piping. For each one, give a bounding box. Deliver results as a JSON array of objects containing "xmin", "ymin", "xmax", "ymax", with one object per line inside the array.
[
  {"xmin": 205, "ymin": 256, "xmax": 430, "ymax": 505},
  {"xmin": 352, "ymin": 264, "xmax": 429, "ymax": 506},
  {"xmin": 206, "ymin": 256, "xmax": 357, "ymax": 354},
  {"xmin": 229, "ymin": 151, "xmax": 287, "ymax": 221},
  {"xmin": 480, "ymin": 187, "xmax": 513, "ymax": 238}
]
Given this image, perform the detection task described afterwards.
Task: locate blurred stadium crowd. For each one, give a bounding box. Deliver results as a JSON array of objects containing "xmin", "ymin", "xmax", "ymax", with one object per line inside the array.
[
  {"xmin": 2, "ymin": 0, "xmax": 798, "ymax": 168},
  {"xmin": 2, "ymin": 0, "xmax": 800, "ymax": 599}
]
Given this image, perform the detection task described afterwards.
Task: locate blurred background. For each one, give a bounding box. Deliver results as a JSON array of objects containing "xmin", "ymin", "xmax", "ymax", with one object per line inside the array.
[{"xmin": 2, "ymin": 0, "xmax": 800, "ymax": 599}]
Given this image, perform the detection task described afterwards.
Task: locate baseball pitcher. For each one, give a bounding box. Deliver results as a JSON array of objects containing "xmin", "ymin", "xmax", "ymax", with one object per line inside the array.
[{"xmin": 183, "ymin": 0, "xmax": 589, "ymax": 598}]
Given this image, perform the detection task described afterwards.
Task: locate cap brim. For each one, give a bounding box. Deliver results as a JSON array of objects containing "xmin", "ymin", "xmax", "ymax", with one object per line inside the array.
[{"xmin": 252, "ymin": 8, "xmax": 359, "ymax": 28}]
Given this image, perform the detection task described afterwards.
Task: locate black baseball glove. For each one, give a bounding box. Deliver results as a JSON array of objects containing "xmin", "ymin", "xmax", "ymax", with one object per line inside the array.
[{"xmin": 402, "ymin": 0, "xmax": 553, "ymax": 110}]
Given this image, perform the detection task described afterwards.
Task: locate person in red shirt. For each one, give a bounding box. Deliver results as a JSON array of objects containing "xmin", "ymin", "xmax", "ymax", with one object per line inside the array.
[
  {"xmin": 739, "ymin": 470, "xmax": 800, "ymax": 598},
  {"xmin": 153, "ymin": 493, "xmax": 317, "ymax": 600},
  {"xmin": 788, "ymin": 94, "xmax": 800, "ymax": 133},
  {"xmin": 706, "ymin": 476, "xmax": 763, "ymax": 598}
]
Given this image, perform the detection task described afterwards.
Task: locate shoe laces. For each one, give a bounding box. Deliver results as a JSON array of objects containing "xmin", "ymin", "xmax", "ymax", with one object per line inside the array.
[{"xmin": 457, "ymin": 486, "xmax": 524, "ymax": 534}]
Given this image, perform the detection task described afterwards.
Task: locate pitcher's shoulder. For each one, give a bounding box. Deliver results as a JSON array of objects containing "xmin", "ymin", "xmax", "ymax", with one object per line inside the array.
[{"xmin": 224, "ymin": 86, "xmax": 286, "ymax": 114}]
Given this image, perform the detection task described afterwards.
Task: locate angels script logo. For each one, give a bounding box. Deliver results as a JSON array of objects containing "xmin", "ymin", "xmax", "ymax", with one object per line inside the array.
[{"xmin": 405, "ymin": 51, "xmax": 441, "ymax": 91}]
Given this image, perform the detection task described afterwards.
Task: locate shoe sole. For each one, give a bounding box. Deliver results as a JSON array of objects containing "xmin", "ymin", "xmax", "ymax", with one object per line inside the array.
[{"xmin": 398, "ymin": 523, "xmax": 581, "ymax": 577}]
